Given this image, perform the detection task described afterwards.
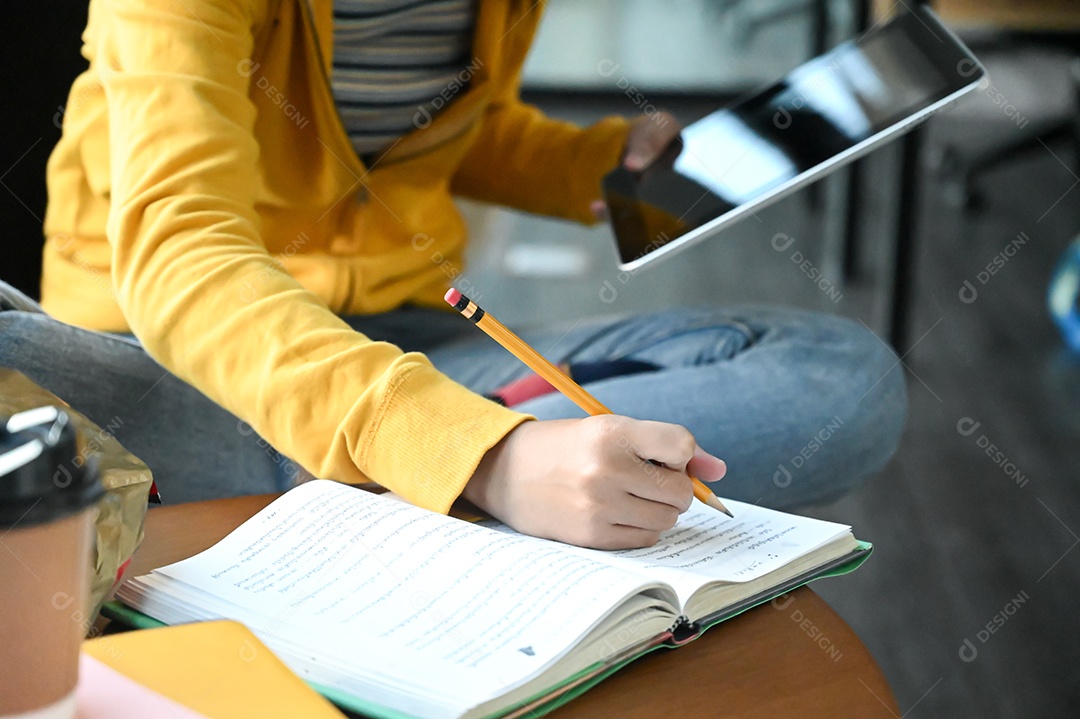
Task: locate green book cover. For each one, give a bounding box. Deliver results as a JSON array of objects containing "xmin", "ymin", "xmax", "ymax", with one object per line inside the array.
[{"xmin": 102, "ymin": 542, "xmax": 871, "ymax": 719}]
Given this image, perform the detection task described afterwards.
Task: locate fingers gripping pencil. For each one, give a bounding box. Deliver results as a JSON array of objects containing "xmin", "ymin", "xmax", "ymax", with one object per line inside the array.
[{"xmin": 444, "ymin": 288, "xmax": 733, "ymax": 517}]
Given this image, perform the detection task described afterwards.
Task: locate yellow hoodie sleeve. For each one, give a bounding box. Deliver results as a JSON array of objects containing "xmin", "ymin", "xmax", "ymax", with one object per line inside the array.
[
  {"xmin": 450, "ymin": 34, "xmax": 632, "ymax": 223},
  {"xmin": 100, "ymin": 0, "xmax": 529, "ymax": 512}
]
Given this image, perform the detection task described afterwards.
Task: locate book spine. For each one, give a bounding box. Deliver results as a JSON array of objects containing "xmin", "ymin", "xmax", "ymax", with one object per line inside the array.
[{"xmin": 668, "ymin": 615, "xmax": 700, "ymax": 644}]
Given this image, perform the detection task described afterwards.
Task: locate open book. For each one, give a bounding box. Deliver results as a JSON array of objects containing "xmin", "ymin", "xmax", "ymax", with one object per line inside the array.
[{"xmin": 112, "ymin": 480, "xmax": 870, "ymax": 719}]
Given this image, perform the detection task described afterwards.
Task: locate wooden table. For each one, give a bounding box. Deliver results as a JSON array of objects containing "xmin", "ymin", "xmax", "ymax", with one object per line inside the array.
[{"xmin": 128, "ymin": 495, "xmax": 900, "ymax": 718}]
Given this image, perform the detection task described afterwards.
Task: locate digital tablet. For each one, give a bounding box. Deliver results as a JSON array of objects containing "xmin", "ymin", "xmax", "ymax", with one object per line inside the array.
[{"xmin": 604, "ymin": 6, "xmax": 986, "ymax": 271}]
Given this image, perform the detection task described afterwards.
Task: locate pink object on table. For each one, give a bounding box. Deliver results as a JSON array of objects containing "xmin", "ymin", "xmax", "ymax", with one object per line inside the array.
[{"xmin": 75, "ymin": 654, "xmax": 210, "ymax": 719}]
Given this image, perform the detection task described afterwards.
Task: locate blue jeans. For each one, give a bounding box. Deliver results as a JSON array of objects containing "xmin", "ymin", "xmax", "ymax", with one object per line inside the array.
[{"xmin": 0, "ymin": 280, "xmax": 906, "ymax": 508}]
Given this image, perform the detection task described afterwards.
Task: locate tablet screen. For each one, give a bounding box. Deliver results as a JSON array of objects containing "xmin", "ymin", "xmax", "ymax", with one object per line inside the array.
[{"xmin": 605, "ymin": 11, "xmax": 977, "ymax": 268}]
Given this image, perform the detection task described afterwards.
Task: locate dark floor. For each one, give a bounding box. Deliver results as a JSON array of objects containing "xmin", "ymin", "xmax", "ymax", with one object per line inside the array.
[{"xmin": 806, "ymin": 62, "xmax": 1080, "ymax": 718}]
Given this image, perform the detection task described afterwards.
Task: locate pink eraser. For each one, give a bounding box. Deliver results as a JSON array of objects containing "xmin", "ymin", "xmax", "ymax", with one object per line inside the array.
[{"xmin": 444, "ymin": 288, "xmax": 463, "ymax": 306}]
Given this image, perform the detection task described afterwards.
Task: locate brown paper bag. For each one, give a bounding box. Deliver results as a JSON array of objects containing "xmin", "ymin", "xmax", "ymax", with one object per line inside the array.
[{"xmin": 0, "ymin": 369, "xmax": 151, "ymax": 618}]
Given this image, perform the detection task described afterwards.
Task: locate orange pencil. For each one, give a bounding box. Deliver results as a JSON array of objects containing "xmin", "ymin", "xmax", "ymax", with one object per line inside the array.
[{"xmin": 444, "ymin": 288, "xmax": 733, "ymax": 518}]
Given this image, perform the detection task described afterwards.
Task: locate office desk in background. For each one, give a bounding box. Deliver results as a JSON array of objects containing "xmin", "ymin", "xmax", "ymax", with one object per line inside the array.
[{"xmin": 122, "ymin": 493, "xmax": 901, "ymax": 719}]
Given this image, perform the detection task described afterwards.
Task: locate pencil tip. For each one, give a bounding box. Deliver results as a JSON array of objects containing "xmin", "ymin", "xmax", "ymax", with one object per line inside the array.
[{"xmin": 706, "ymin": 495, "xmax": 734, "ymax": 517}]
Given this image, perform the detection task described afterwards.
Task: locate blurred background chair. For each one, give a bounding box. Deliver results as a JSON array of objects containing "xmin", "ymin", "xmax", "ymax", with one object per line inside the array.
[
  {"xmin": 928, "ymin": 6, "xmax": 1080, "ymax": 214},
  {"xmin": 924, "ymin": 2, "xmax": 1080, "ymax": 354}
]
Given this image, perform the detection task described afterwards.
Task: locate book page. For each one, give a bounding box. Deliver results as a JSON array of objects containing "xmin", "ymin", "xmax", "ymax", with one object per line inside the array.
[
  {"xmin": 146, "ymin": 481, "xmax": 677, "ymax": 710},
  {"xmin": 482, "ymin": 498, "xmax": 851, "ymax": 607}
]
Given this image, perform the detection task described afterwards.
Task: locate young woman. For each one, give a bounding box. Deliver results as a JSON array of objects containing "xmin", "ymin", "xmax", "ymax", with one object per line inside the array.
[{"xmin": 6, "ymin": 0, "xmax": 905, "ymax": 549}]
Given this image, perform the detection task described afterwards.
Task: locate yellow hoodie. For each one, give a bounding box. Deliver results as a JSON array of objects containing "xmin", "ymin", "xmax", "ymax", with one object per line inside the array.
[{"xmin": 41, "ymin": 0, "xmax": 630, "ymax": 512}]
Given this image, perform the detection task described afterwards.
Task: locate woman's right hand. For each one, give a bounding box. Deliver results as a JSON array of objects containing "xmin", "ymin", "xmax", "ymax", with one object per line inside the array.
[{"xmin": 462, "ymin": 415, "xmax": 727, "ymax": 550}]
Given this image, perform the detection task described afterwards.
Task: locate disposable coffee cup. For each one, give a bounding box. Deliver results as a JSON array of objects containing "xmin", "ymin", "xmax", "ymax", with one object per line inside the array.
[{"xmin": 0, "ymin": 407, "xmax": 103, "ymax": 719}]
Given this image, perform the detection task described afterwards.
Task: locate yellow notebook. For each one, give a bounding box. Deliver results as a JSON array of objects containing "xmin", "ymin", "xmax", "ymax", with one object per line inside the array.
[{"xmin": 82, "ymin": 621, "xmax": 345, "ymax": 719}]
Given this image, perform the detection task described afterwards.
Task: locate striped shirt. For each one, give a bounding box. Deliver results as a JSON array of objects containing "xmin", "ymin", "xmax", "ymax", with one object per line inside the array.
[{"xmin": 331, "ymin": 0, "xmax": 478, "ymax": 164}]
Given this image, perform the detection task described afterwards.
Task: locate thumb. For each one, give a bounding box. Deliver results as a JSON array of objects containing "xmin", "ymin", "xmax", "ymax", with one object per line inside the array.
[
  {"xmin": 687, "ymin": 445, "xmax": 727, "ymax": 484},
  {"xmin": 625, "ymin": 112, "xmax": 681, "ymax": 171}
]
